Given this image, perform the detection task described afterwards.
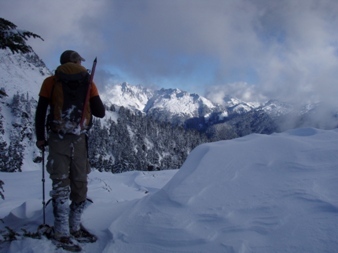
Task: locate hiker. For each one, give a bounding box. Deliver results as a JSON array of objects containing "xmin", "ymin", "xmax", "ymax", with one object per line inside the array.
[{"xmin": 35, "ymin": 50, "xmax": 105, "ymax": 251}]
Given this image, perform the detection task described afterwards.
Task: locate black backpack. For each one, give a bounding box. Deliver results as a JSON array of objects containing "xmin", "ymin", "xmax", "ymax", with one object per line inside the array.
[{"xmin": 48, "ymin": 63, "xmax": 92, "ymax": 135}]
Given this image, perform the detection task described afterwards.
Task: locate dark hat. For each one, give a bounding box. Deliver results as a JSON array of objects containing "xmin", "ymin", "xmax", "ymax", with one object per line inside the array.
[{"xmin": 60, "ymin": 50, "xmax": 85, "ymax": 64}]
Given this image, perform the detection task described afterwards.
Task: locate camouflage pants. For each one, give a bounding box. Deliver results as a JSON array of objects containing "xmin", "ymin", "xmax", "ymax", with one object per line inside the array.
[{"xmin": 47, "ymin": 132, "xmax": 90, "ymax": 203}]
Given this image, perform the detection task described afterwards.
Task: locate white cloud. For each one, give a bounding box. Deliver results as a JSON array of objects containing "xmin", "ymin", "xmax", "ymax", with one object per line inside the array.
[
  {"xmin": 205, "ymin": 82, "xmax": 267, "ymax": 105},
  {"xmin": 2, "ymin": 0, "xmax": 338, "ymax": 107}
]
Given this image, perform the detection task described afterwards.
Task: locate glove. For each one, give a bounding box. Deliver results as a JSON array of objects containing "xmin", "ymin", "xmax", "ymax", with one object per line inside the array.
[{"xmin": 36, "ymin": 140, "xmax": 47, "ymax": 150}]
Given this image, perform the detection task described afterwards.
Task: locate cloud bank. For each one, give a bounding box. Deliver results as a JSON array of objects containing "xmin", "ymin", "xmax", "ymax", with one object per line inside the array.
[{"xmin": 1, "ymin": 0, "xmax": 338, "ymax": 107}]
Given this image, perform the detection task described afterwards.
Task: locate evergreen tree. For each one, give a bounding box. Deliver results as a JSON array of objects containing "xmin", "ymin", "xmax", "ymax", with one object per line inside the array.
[
  {"xmin": 0, "ymin": 17, "xmax": 43, "ymax": 54},
  {"xmin": 6, "ymin": 140, "xmax": 23, "ymax": 172},
  {"xmin": 0, "ymin": 107, "xmax": 8, "ymax": 171},
  {"xmin": 0, "ymin": 180, "xmax": 4, "ymax": 200},
  {"xmin": 87, "ymin": 104, "xmax": 210, "ymax": 172}
]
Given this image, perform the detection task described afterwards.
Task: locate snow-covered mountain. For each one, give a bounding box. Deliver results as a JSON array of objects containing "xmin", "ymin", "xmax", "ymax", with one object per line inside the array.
[
  {"xmin": 102, "ymin": 82, "xmax": 154, "ymax": 111},
  {"xmin": 259, "ymin": 99, "xmax": 295, "ymax": 117},
  {"xmin": 101, "ymin": 82, "xmax": 336, "ymax": 135},
  {"xmin": 102, "ymin": 83, "xmax": 220, "ymax": 125},
  {"xmin": 101, "ymin": 82, "xmax": 279, "ymax": 133},
  {"xmin": 222, "ymin": 95, "xmax": 260, "ymax": 114},
  {"xmin": 145, "ymin": 88, "xmax": 215, "ymax": 115},
  {"xmin": 144, "ymin": 88, "xmax": 218, "ymax": 125},
  {"xmin": 0, "ymin": 48, "xmax": 51, "ymax": 97},
  {"xmin": 0, "ymin": 49, "xmax": 52, "ymax": 172}
]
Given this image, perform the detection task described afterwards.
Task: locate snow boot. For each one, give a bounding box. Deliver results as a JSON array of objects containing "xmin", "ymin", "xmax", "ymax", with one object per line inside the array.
[
  {"xmin": 70, "ymin": 201, "xmax": 97, "ymax": 243},
  {"xmin": 52, "ymin": 234, "xmax": 82, "ymax": 252},
  {"xmin": 52, "ymin": 196, "xmax": 70, "ymax": 237},
  {"xmin": 69, "ymin": 201, "xmax": 85, "ymax": 233},
  {"xmin": 71, "ymin": 224, "xmax": 97, "ymax": 243}
]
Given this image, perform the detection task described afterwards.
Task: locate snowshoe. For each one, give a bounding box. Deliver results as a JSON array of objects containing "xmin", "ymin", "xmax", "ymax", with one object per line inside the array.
[
  {"xmin": 71, "ymin": 225, "xmax": 97, "ymax": 243},
  {"xmin": 37, "ymin": 224, "xmax": 53, "ymax": 239},
  {"xmin": 52, "ymin": 235, "xmax": 82, "ymax": 252}
]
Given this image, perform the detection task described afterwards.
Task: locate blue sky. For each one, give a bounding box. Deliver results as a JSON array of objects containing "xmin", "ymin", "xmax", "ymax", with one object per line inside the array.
[{"xmin": 2, "ymin": 0, "xmax": 338, "ymax": 106}]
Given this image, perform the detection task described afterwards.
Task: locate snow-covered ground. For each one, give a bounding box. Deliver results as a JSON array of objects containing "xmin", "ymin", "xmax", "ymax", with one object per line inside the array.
[{"xmin": 0, "ymin": 127, "xmax": 338, "ymax": 253}]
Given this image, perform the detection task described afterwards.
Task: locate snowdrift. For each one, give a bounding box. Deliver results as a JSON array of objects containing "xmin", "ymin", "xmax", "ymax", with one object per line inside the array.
[{"xmin": 0, "ymin": 128, "xmax": 337, "ymax": 252}]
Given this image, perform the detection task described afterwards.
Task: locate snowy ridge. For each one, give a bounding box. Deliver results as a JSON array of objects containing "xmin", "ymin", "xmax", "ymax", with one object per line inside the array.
[
  {"xmin": 102, "ymin": 82, "xmax": 154, "ymax": 111},
  {"xmin": 0, "ymin": 48, "xmax": 51, "ymax": 173},
  {"xmin": 0, "ymin": 48, "xmax": 51, "ymax": 97},
  {"xmin": 1, "ymin": 128, "xmax": 337, "ymax": 252},
  {"xmin": 101, "ymin": 80, "xmax": 337, "ymax": 133},
  {"xmin": 102, "ymin": 83, "xmax": 218, "ymax": 120},
  {"xmin": 145, "ymin": 88, "xmax": 216, "ymax": 117},
  {"xmin": 260, "ymin": 99, "xmax": 296, "ymax": 117},
  {"xmin": 223, "ymin": 96, "xmax": 260, "ymax": 114}
]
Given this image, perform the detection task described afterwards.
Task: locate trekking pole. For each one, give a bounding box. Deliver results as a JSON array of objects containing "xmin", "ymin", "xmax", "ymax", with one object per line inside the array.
[
  {"xmin": 41, "ymin": 146, "xmax": 46, "ymax": 225},
  {"xmin": 80, "ymin": 57, "xmax": 97, "ymax": 129}
]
